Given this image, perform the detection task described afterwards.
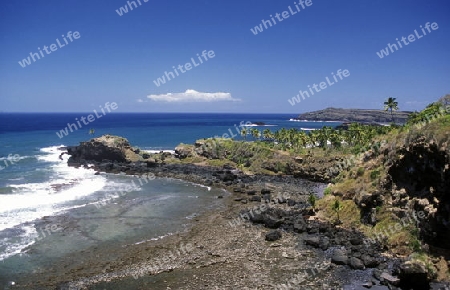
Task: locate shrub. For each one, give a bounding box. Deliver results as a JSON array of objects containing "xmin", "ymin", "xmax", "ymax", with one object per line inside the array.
[
  {"xmin": 411, "ymin": 239, "xmax": 421, "ymax": 252},
  {"xmin": 370, "ymin": 169, "xmax": 380, "ymax": 180},
  {"xmin": 357, "ymin": 167, "xmax": 365, "ymax": 177},
  {"xmin": 308, "ymin": 193, "xmax": 317, "ymax": 209},
  {"xmin": 323, "ymin": 187, "xmax": 332, "ymax": 196}
]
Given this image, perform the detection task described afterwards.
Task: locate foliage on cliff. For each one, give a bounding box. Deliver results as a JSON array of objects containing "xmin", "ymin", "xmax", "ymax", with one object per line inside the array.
[{"xmin": 321, "ymin": 100, "xmax": 450, "ymax": 281}]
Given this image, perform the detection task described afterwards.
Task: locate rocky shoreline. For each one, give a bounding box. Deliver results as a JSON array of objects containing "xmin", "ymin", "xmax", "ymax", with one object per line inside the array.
[
  {"xmin": 295, "ymin": 107, "xmax": 412, "ymax": 124},
  {"xmin": 33, "ymin": 135, "xmax": 446, "ymax": 290}
]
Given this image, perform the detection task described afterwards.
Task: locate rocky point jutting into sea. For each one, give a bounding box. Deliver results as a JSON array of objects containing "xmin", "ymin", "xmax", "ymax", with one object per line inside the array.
[
  {"xmin": 294, "ymin": 107, "xmax": 412, "ymax": 124},
  {"xmin": 31, "ymin": 122, "xmax": 446, "ymax": 290}
]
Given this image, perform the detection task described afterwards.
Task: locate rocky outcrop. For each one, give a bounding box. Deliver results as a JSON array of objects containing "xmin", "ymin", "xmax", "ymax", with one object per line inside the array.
[
  {"xmin": 395, "ymin": 260, "xmax": 430, "ymax": 290},
  {"xmin": 295, "ymin": 107, "xmax": 411, "ymax": 124},
  {"xmin": 174, "ymin": 144, "xmax": 194, "ymax": 159},
  {"xmin": 387, "ymin": 136, "xmax": 450, "ymax": 248},
  {"xmin": 67, "ymin": 135, "xmax": 139, "ymax": 166},
  {"xmin": 176, "ymin": 139, "xmax": 341, "ymax": 183}
]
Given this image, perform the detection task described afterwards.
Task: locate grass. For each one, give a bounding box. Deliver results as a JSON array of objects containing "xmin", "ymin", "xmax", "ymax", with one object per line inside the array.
[
  {"xmin": 316, "ymin": 195, "xmax": 361, "ymax": 228},
  {"xmin": 331, "ymin": 178, "xmax": 359, "ymax": 199},
  {"xmin": 410, "ymin": 252, "xmax": 438, "ymax": 279}
]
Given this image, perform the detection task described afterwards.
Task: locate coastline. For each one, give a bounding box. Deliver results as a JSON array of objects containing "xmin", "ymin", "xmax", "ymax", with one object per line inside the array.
[
  {"xmin": 16, "ymin": 139, "xmax": 382, "ymax": 290},
  {"xmin": 9, "ymin": 120, "xmax": 450, "ymax": 290},
  {"xmin": 12, "ymin": 174, "xmax": 349, "ymax": 290}
]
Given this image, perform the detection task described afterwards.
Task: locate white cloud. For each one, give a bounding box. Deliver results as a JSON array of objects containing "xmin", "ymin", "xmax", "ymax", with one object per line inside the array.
[{"xmin": 146, "ymin": 89, "xmax": 240, "ymax": 103}]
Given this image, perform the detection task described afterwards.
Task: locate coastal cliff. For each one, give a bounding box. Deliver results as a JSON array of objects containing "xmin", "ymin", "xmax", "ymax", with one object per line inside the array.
[{"xmin": 295, "ymin": 107, "xmax": 412, "ymax": 123}]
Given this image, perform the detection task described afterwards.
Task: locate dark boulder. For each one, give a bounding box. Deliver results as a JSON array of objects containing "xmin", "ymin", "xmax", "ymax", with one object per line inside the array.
[
  {"xmin": 331, "ymin": 248, "xmax": 348, "ymax": 265},
  {"xmin": 361, "ymin": 254, "xmax": 380, "ymax": 268},
  {"xmin": 264, "ymin": 215, "xmax": 282, "ymax": 229},
  {"xmin": 396, "ymin": 261, "xmax": 429, "ymax": 290},
  {"xmin": 249, "ymin": 196, "xmax": 262, "ymax": 202},
  {"xmin": 350, "ymin": 257, "xmax": 365, "ymax": 270},
  {"xmin": 265, "ymin": 230, "xmax": 282, "ymax": 241},
  {"xmin": 261, "ymin": 188, "xmax": 271, "ymax": 195},
  {"xmin": 304, "ymin": 236, "xmax": 320, "ymax": 248}
]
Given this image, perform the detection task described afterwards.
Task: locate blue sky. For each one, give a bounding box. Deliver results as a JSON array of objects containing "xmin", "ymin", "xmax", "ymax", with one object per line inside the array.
[{"xmin": 0, "ymin": 0, "xmax": 449, "ymax": 113}]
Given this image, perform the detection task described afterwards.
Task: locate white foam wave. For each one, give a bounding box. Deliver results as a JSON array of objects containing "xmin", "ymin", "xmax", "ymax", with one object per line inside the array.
[
  {"xmin": 0, "ymin": 224, "xmax": 38, "ymax": 261},
  {"xmin": 142, "ymin": 150, "xmax": 175, "ymax": 154},
  {"xmin": 289, "ymin": 119, "xmax": 342, "ymax": 123},
  {"xmin": 246, "ymin": 124, "xmax": 277, "ymax": 127},
  {"xmin": 36, "ymin": 145, "xmax": 66, "ymax": 163},
  {"xmin": 0, "ymin": 155, "xmax": 35, "ymax": 161},
  {"xmin": 131, "ymin": 232, "xmax": 175, "ymax": 246},
  {"xmin": 0, "ymin": 145, "xmax": 107, "ymax": 231}
]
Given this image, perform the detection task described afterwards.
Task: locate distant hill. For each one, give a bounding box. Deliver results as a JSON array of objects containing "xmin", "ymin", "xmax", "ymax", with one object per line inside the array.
[{"xmin": 295, "ymin": 107, "xmax": 412, "ymax": 124}]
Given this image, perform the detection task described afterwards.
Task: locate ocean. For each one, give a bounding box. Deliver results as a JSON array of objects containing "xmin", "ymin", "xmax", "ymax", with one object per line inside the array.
[{"xmin": 0, "ymin": 113, "xmax": 340, "ymax": 285}]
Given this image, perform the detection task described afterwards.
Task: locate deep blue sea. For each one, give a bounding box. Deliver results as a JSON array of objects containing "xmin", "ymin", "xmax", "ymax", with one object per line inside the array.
[
  {"xmin": 0, "ymin": 113, "xmax": 340, "ymax": 150},
  {"xmin": 0, "ymin": 113, "xmax": 340, "ymax": 285}
]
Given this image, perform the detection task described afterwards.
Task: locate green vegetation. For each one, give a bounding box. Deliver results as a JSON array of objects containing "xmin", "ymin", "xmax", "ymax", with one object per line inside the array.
[
  {"xmin": 370, "ymin": 169, "xmax": 381, "ymax": 181},
  {"xmin": 308, "ymin": 193, "xmax": 317, "ymax": 210},
  {"xmin": 323, "ymin": 187, "xmax": 332, "ymax": 196},
  {"xmin": 235, "ymin": 123, "xmax": 395, "ymax": 155},
  {"xmin": 332, "ymin": 199, "xmax": 343, "ymax": 224},
  {"xmin": 153, "ymin": 96, "xmax": 449, "ymax": 280},
  {"xmin": 406, "ymin": 101, "xmax": 450, "ymax": 130},
  {"xmin": 356, "ymin": 167, "xmax": 365, "ymax": 177},
  {"xmin": 319, "ymin": 97, "xmax": 449, "ymax": 280},
  {"xmin": 160, "ymin": 97, "xmax": 448, "ymax": 263}
]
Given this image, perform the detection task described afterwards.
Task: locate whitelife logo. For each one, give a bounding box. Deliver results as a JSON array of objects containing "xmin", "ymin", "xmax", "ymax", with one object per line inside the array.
[
  {"xmin": 376, "ymin": 22, "xmax": 439, "ymax": 59},
  {"xmin": 55, "ymin": 102, "xmax": 118, "ymax": 139},
  {"xmin": 153, "ymin": 50, "xmax": 215, "ymax": 87},
  {"xmin": 288, "ymin": 69, "xmax": 350, "ymax": 106},
  {"xmin": 18, "ymin": 31, "xmax": 81, "ymax": 68},
  {"xmin": 250, "ymin": 0, "xmax": 313, "ymax": 35},
  {"xmin": 115, "ymin": 0, "xmax": 149, "ymax": 16}
]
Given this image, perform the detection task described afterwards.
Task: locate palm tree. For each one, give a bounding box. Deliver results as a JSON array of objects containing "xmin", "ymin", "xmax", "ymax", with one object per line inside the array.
[
  {"xmin": 329, "ymin": 130, "xmax": 342, "ymax": 149},
  {"xmin": 250, "ymin": 128, "xmax": 261, "ymax": 141},
  {"xmin": 240, "ymin": 128, "xmax": 248, "ymax": 141},
  {"xmin": 342, "ymin": 129, "xmax": 353, "ymax": 147},
  {"xmin": 275, "ymin": 128, "xmax": 289, "ymax": 150},
  {"xmin": 262, "ymin": 129, "xmax": 272, "ymax": 141},
  {"xmin": 296, "ymin": 130, "xmax": 308, "ymax": 150},
  {"xmin": 314, "ymin": 127, "xmax": 328, "ymax": 148},
  {"xmin": 348, "ymin": 123, "xmax": 363, "ymax": 146},
  {"xmin": 274, "ymin": 130, "xmax": 281, "ymax": 144},
  {"xmin": 288, "ymin": 128, "xmax": 299, "ymax": 150},
  {"xmin": 321, "ymin": 126, "xmax": 333, "ymax": 148},
  {"xmin": 384, "ymin": 97, "xmax": 399, "ymax": 123},
  {"xmin": 307, "ymin": 130, "xmax": 318, "ymax": 148}
]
